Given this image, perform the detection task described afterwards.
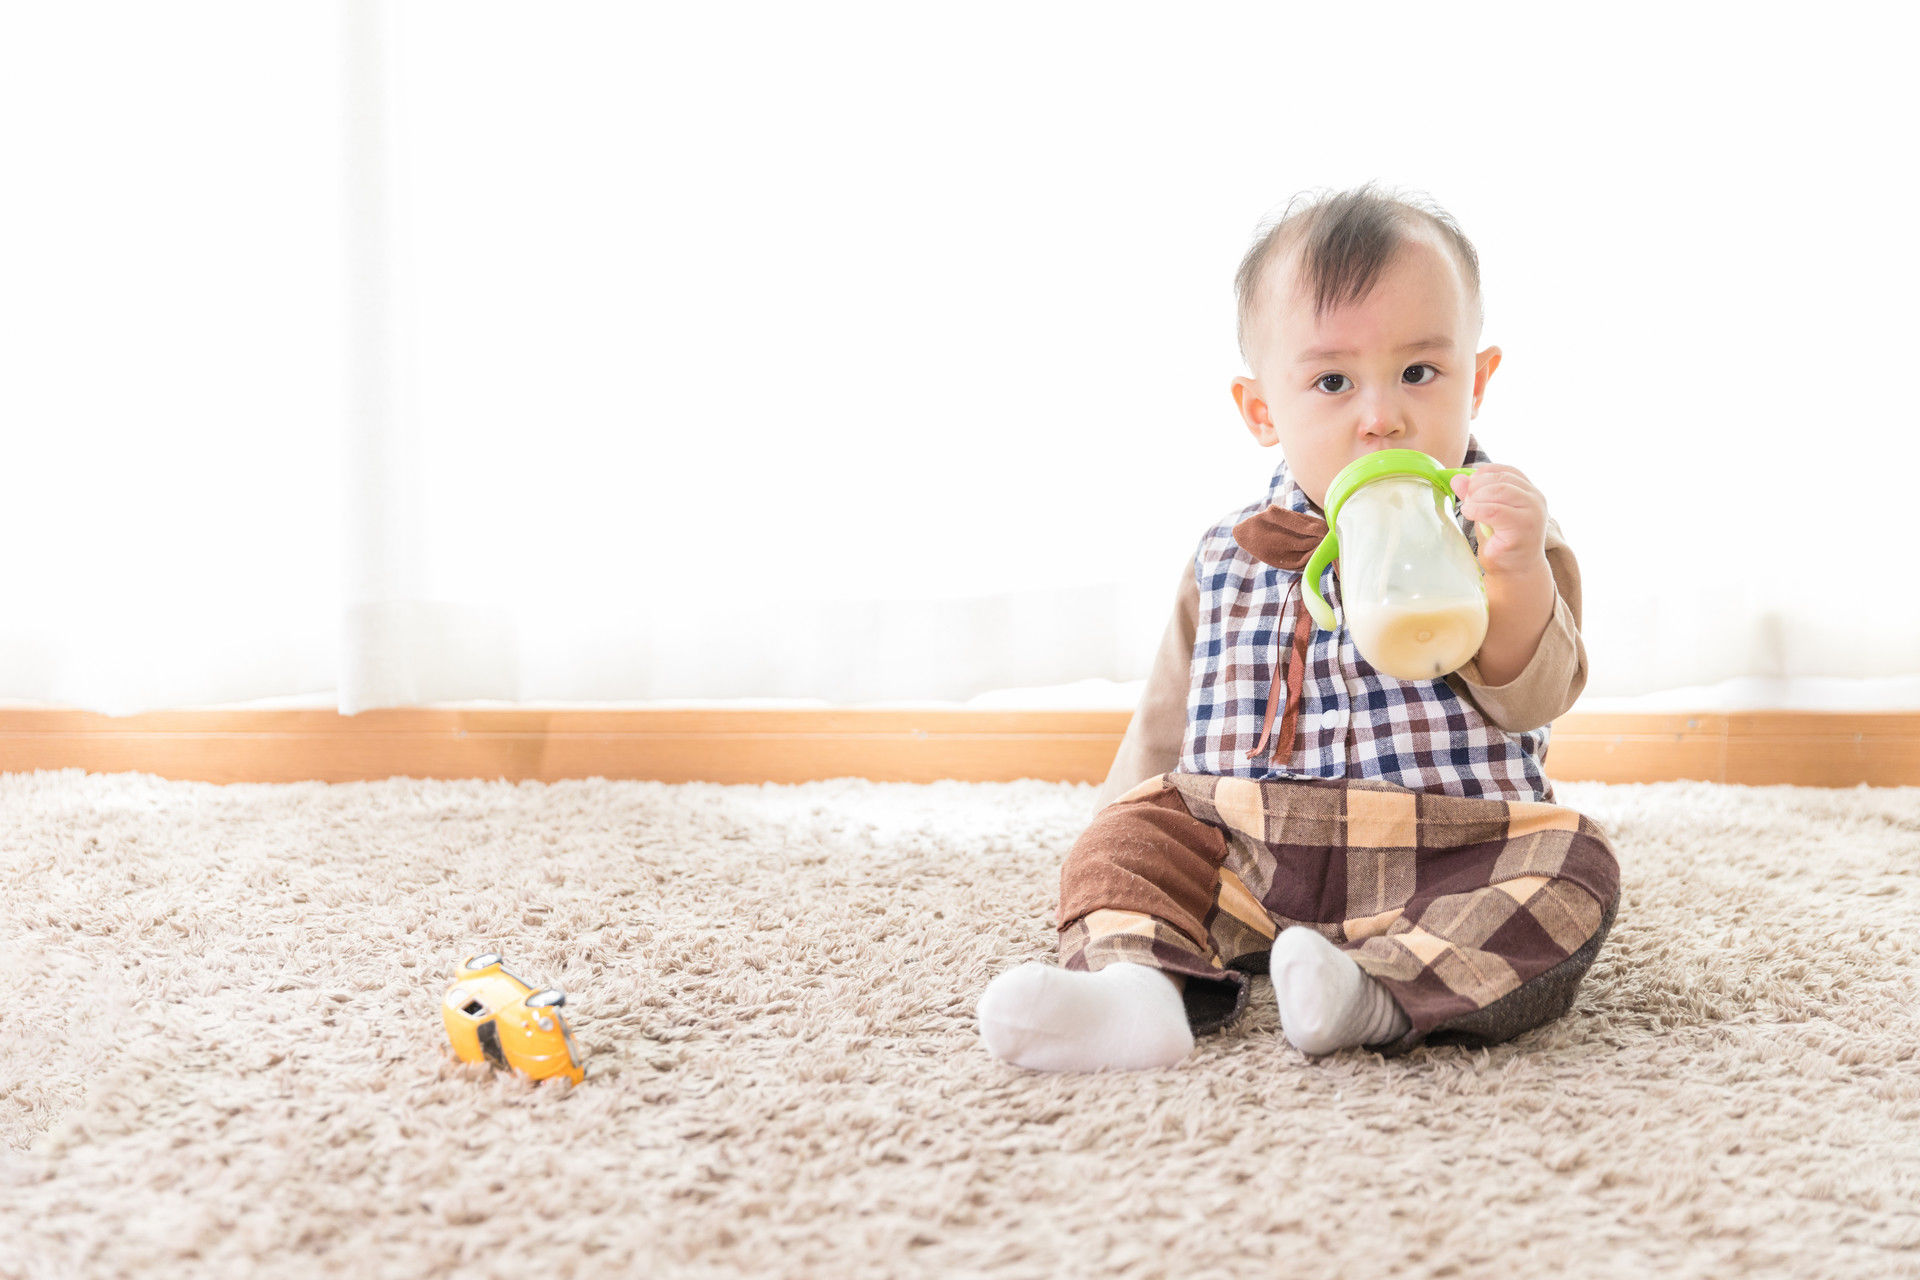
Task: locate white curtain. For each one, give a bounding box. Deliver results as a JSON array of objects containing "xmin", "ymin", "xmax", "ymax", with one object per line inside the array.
[{"xmin": 3, "ymin": 2, "xmax": 1915, "ymax": 716}]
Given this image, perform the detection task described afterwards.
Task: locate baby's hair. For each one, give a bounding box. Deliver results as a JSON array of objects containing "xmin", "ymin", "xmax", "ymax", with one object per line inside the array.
[{"xmin": 1234, "ymin": 180, "xmax": 1484, "ymax": 371}]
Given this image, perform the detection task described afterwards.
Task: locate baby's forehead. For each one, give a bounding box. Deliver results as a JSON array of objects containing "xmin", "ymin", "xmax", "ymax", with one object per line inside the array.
[{"xmin": 1261, "ymin": 236, "xmax": 1468, "ymax": 345}]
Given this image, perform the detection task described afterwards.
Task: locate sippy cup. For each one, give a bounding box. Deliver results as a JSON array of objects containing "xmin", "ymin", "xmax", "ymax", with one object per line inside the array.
[{"xmin": 1302, "ymin": 449, "xmax": 1488, "ymax": 681}]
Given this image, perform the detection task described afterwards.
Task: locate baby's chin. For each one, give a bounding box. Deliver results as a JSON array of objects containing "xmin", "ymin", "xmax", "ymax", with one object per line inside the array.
[{"xmin": 1355, "ymin": 440, "xmax": 1469, "ymax": 471}]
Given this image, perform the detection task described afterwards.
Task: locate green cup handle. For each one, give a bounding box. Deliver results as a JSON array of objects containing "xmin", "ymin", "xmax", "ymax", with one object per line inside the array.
[
  {"xmin": 1436, "ymin": 465, "xmax": 1475, "ymax": 504},
  {"xmin": 1302, "ymin": 529, "xmax": 1339, "ymax": 629},
  {"xmin": 1435, "ymin": 465, "xmax": 1489, "ymax": 541}
]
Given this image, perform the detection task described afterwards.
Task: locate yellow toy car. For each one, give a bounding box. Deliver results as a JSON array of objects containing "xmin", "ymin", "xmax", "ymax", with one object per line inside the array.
[{"xmin": 442, "ymin": 952, "xmax": 584, "ymax": 1085}]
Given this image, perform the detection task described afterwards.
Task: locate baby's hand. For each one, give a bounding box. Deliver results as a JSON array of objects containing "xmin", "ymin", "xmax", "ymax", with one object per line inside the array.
[{"xmin": 1449, "ymin": 464, "xmax": 1550, "ymax": 580}]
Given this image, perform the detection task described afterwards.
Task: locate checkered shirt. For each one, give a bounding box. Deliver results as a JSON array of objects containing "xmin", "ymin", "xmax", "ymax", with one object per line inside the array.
[{"xmin": 1178, "ymin": 434, "xmax": 1557, "ymax": 802}]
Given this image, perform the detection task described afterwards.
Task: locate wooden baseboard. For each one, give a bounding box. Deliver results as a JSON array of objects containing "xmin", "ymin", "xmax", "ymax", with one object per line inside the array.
[{"xmin": 1, "ymin": 708, "xmax": 1915, "ymax": 787}]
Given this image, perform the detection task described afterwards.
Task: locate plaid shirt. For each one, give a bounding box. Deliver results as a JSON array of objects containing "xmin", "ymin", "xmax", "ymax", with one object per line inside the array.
[{"xmin": 1179, "ymin": 435, "xmax": 1556, "ymax": 802}]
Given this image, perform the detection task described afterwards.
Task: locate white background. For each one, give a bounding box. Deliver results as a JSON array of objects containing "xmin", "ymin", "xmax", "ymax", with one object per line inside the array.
[{"xmin": 2, "ymin": 2, "xmax": 1914, "ymax": 712}]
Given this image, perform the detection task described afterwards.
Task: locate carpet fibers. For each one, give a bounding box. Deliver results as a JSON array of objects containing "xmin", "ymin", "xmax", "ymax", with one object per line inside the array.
[{"xmin": 2, "ymin": 769, "xmax": 1917, "ymax": 1279}]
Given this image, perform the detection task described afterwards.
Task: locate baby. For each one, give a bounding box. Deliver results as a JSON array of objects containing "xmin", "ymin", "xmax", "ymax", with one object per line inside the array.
[{"xmin": 977, "ymin": 182, "xmax": 1621, "ymax": 1071}]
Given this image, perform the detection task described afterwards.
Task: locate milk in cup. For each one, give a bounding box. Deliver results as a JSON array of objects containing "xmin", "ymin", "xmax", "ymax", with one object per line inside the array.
[{"xmin": 1347, "ymin": 596, "xmax": 1490, "ymax": 681}]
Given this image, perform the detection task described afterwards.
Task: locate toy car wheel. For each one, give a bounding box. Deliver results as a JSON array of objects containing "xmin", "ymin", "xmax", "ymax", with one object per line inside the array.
[
  {"xmin": 464, "ymin": 952, "xmax": 503, "ymax": 971},
  {"xmin": 526, "ymin": 988, "xmax": 567, "ymax": 1008}
]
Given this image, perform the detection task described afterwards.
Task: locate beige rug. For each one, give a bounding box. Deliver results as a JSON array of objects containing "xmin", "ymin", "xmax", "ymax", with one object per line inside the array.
[{"xmin": 2, "ymin": 769, "xmax": 1916, "ymax": 1279}]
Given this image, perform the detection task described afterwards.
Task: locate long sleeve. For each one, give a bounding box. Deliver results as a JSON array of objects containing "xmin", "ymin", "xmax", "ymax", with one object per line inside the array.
[
  {"xmin": 1443, "ymin": 516, "xmax": 1588, "ymax": 733},
  {"xmin": 1089, "ymin": 560, "xmax": 1200, "ymax": 814}
]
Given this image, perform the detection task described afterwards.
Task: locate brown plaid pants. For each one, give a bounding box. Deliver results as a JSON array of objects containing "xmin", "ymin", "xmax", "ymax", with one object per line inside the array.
[{"xmin": 1058, "ymin": 771, "xmax": 1621, "ymax": 1057}]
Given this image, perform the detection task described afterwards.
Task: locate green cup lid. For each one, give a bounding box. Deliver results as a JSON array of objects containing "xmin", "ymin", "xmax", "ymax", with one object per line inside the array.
[{"xmin": 1320, "ymin": 448, "xmax": 1475, "ymax": 529}]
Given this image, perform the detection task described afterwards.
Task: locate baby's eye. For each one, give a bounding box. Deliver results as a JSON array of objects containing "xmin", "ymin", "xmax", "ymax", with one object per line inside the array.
[{"xmin": 1315, "ymin": 365, "xmax": 1439, "ymax": 394}]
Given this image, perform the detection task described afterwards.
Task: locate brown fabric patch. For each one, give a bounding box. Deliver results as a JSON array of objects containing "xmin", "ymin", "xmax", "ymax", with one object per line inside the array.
[{"xmin": 1057, "ymin": 780, "xmax": 1229, "ymax": 950}]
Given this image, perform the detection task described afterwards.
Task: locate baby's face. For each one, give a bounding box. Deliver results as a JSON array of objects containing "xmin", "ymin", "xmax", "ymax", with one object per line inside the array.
[{"xmin": 1232, "ymin": 230, "xmax": 1501, "ymax": 510}]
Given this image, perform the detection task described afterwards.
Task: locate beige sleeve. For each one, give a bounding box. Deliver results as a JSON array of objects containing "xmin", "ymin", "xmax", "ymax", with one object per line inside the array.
[
  {"xmin": 1443, "ymin": 516, "xmax": 1589, "ymax": 733},
  {"xmin": 1089, "ymin": 559, "xmax": 1200, "ymax": 814}
]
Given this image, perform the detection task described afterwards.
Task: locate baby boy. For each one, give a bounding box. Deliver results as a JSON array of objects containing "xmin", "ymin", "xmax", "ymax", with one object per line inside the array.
[{"xmin": 976, "ymin": 183, "xmax": 1621, "ymax": 1071}]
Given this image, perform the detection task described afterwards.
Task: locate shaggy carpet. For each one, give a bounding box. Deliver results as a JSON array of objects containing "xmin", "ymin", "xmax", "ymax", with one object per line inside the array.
[{"xmin": 1, "ymin": 769, "xmax": 1916, "ymax": 1279}]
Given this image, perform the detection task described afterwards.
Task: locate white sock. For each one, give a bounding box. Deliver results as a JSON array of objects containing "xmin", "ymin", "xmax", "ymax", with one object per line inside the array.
[
  {"xmin": 1270, "ymin": 925, "xmax": 1412, "ymax": 1056},
  {"xmin": 976, "ymin": 961, "xmax": 1195, "ymax": 1073}
]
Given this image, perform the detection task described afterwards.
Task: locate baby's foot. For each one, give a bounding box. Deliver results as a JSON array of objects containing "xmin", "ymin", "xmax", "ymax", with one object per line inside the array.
[
  {"xmin": 1270, "ymin": 925, "xmax": 1411, "ymax": 1055},
  {"xmin": 976, "ymin": 961, "xmax": 1194, "ymax": 1072}
]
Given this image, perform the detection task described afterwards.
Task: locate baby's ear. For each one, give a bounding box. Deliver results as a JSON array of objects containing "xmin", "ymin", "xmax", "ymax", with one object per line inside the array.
[{"xmin": 1230, "ymin": 376, "xmax": 1277, "ymax": 447}]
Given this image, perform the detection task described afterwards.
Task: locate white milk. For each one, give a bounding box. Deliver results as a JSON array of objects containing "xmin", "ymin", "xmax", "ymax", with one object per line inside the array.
[{"xmin": 1346, "ymin": 596, "xmax": 1489, "ymax": 681}]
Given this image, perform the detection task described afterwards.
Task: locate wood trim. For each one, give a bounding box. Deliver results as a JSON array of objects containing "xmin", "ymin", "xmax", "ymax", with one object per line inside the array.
[{"xmin": 1, "ymin": 708, "xmax": 1916, "ymax": 787}]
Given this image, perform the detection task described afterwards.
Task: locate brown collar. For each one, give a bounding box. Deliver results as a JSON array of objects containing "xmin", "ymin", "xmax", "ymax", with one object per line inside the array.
[{"xmin": 1231, "ymin": 504, "xmax": 1327, "ymax": 572}]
